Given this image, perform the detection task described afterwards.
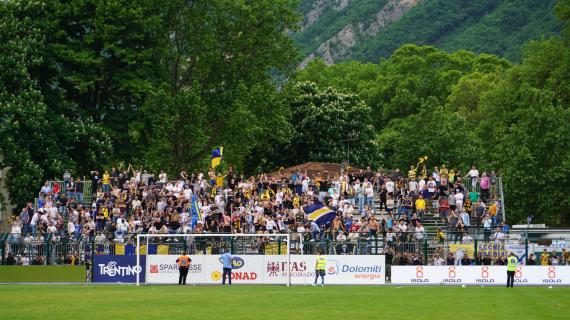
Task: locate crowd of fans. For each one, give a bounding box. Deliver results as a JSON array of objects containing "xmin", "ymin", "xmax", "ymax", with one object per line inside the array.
[{"xmin": 4, "ymin": 163, "xmax": 510, "ymax": 265}]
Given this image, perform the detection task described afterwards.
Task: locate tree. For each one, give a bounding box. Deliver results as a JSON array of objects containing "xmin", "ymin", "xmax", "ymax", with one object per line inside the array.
[
  {"xmin": 130, "ymin": 0, "xmax": 300, "ymax": 173},
  {"xmin": 0, "ymin": 1, "xmax": 111, "ymax": 210},
  {"xmin": 287, "ymin": 82, "xmax": 378, "ymax": 167}
]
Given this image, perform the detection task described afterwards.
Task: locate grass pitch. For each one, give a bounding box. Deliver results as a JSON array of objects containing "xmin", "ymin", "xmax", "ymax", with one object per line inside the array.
[{"xmin": 1, "ymin": 285, "xmax": 568, "ymax": 320}]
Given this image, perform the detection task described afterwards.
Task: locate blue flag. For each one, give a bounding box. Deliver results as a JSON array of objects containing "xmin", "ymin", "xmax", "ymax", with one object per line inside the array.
[
  {"xmin": 304, "ymin": 202, "xmax": 335, "ymax": 226},
  {"xmin": 211, "ymin": 147, "xmax": 223, "ymax": 168},
  {"xmin": 191, "ymin": 195, "xmax": 202, "ymax": 221}
]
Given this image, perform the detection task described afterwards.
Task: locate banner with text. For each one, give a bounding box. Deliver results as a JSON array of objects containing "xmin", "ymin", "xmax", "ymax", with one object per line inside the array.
[
  {"xmin": 391, "ymin": 266, "xmax": 570, "ymax": 286},
  {"xmin": 145, "ymin": 255, "xmax": 385, "ymax": 285},
  {"xmin": 93, "ymin": 255, "xmax": 146, "ymax": 283}
]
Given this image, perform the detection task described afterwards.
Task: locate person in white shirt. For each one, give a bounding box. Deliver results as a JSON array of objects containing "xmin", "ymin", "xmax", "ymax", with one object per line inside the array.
[
  {"xmin": 493, "ymin": 228, "xmax": 505, "ymax": 243},
  {"xmin": 8, "ymin": 217, "xmax": 22, "ymax": 243},
  {"xmin": 468, "ymin": 165, "xmax": 479, "ymax": 188},
  {"xmin": 427, "ymin": 177, "xmax": 437, "ymax": 194},
  {"xmin": 418, "ymin": 179, "xmax": 426, "ymax": 193},
  {"xmin": 159, "ymin": 171, "xmax": 167, "ymax": 185},
  {"xmin": 30, "ymin": 212, "xmax": 40, "ymax": 236},
  {"xmin": 265, "ymin": 218, "xmax": 277, "ymax": 234},
  {"xmin": 364, "ymin": 180, "xmax": 374, "ymax": 209},
  {"xmin": 408, "ymin": 180, "xmax": 418, "ymax": 194},
  {"xmin": 454, "ymin": 192, "xmax": 464, "ymax": 212},
  {"xmin": 336, "ymin": 232, "xmax": 347, "ymax": 242},
  {"xmin": 415, "ymin": 224, "xmax": 425, "ymax": 241},
  {"xmin": 385, "ymin": 179, "xmax": 395, "ymax": 195},
  {"xmin": 67, "ymin": 221, "xmax": 76, "ymax": 238},
  {"xmin": 432, "ymin": 255, "xmax": 445, "ymax": 266}
]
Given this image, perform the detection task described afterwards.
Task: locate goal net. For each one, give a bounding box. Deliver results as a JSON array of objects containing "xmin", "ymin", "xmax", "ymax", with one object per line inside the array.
[{"xmin": 136, "ymin": 234, "xmax": 290, "ymax": 286}]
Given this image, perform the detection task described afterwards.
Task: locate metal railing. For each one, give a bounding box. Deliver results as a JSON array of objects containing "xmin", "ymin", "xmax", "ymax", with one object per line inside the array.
[{"xmin": 4, "ymin": 226, "xmax": 564, "ymax": 269}]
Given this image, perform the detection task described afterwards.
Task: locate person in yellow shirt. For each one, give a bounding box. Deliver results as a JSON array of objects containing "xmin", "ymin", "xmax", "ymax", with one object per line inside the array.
[
  {"xmin": 102, "ymin": 171, "xmax": 110, "ymax": 193},
  {"xmin": 488, "ymin": 201, "xmax": 498, "ymax": 225},
  {"xmin": 415, "ymin": 195, "xmax": 426, "ymax": 219},
  {"xmin": 448, "ymin": 169, "xmax": 456, "ymax": 184},
  {"xmin": 540, "ymin": 249, "xmax": 550, "ymax": 266}
]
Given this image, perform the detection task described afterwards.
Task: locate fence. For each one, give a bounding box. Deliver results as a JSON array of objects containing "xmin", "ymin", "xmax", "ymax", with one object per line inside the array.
[{"xmin": 2, "ymin": 228, "xmax": 569, "ymax": 267}]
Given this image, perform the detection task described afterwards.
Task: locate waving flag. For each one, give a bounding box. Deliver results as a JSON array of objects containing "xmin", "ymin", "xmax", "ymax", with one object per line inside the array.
[
  {"xmin": 211, "ymin": 147, "xmax": 223, "ymax": 168},
  {"xmin": 304, "ymin": 202, "xmax": 335, "ymax": 225},
  {"xmin": 191, "ymin": 195, "xmax": 202, "ymax": 221}
]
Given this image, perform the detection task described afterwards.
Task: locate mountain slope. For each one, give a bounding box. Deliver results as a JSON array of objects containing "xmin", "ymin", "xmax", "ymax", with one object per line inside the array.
[{"xmin": 294, "ymin": 0, "xmax": 562, "ymax": 64}]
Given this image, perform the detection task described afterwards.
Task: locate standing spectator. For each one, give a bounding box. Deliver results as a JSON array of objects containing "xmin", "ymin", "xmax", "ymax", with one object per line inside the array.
[
  {"xmin": 550, "ymin": 251, "xmax": 559, "ymax": 265},
  {"xmin": 378, "ymin": 186, "xmax": 387, "ymax": 212},
  {"xmin": 8, "ymin": 216, "xmax": 22, "ymax": 244},
  {"xmin": 40, "ymin": 181, "xmax": 52, "ymax": 197},
  {"xmin": 540, "ymin": 249, "xmax": 550, "ymax": 266},
  {"xmin": 414, "ymin": 223, "xmax": 424, "ymax": 242},
  {"xmin": 364, "ymin": 179, "xmax": 374, "ymax": 211},
  {"xmin": 67, "ymin": 177, "xmax": 76, "ymax": 200},
  {"xmin": 75, "ymin": 178, "xmax": 84, "ymax": 204},
  {"xmin": 489, "ymin": 171, "xmax": 498, "ymax": 196},
  {"xmin": 454, "ymin": 190, "xmax": 464, "ymax": 212},
  {"xmin": 468, "ymin": 165, "xmax": 479, "ymax": 189},
  {"xmin": 90, "ymin": 170, "xmax": 100, "ymax": 195},
  {"xmin": 102, "ymin": 171, "xmax": 111, "ymax": 193},
  {"xmin": 480, "ymin": 172, "xmax": 490, "ymax": 202},
  {"xmin": 454, "ymin": 221, "xmax": 464, "ymax": 244},
  {"xmin": 310, "ymin": 220, "xmax": 320, "ymax": 241},
  {"xmin": 527, "ymin": 253, "xmax": 536, "ymax": 265},
  {"xmin": 57, "ymin": 193, "xmax": 68, "ymax": 217},
  {"xmin": 439, "ymin": 196, "xmax": 450, "ymax": 224},
  {"xmin": 400, "ymin": 195, "xmax": 412, "ymax": 220},
  {"xmin": 460, "ymin": 210, "xmax": 470, "ymax": 227},
  {"xmin": 483, "ymin": 216, "xmax": 492, "ymax": 242},
  {"xmin": 63, "ymin": 169, "xmax": 71, "ymax": 184},
  {"xmin": 493, "ymin": 227, "xmax": 505, "ymax": 243},
  {"xmin": 20, "ymin": 207, "xmax": 30, "ymax": 235},
  {"xmin": 415, "ymin": 195, "xmax": 426, "ymax": 220},
  {"xmin": 561, "ymin": 248, "xmax": 569, "ymax": 265}
]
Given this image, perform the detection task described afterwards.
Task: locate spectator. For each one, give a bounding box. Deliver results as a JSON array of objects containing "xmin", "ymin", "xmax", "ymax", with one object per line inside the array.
[
  {"xmin": 527, "ymin": 253, "xmax": 536, "ymax": 265},
  {"xmin": 415, "ymin": 195, "xmax": 426, "ymax": 219},
  {"xmin": 8, "ymin": 216, "xmax": 22, "ymax": 244},
  {"xmin": 468, "ymin": 165, "xmax": 479, "ymax": 188}
]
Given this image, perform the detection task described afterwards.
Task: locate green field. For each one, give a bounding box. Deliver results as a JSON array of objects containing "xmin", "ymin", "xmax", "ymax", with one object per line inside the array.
[{"xmin": 1, "ymin": 285, "xmax": 568, "ymax": 319}]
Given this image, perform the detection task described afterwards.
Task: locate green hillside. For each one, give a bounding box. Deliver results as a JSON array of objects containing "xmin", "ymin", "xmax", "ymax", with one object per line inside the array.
[{"xmin": 295, "ymin": 0, "xmax": 562, "ymax": 63}]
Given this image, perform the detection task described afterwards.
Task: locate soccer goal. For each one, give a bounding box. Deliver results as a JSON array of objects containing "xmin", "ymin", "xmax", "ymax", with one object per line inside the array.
[{"xmin": 136, "ymin": 234, "xmax": 291, "ymax": 286}]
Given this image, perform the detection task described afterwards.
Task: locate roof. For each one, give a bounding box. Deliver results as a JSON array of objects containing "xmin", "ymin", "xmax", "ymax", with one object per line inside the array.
[{"xmin": 266, "ymin": 162, "xmax": 363, "ymax": 179}]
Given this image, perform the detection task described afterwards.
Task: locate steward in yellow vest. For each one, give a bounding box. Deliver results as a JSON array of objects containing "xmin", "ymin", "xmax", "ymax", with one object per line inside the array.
[
  {"xmin": 506, "ymin": 252, "xmax": 517, "ymax": 288},
  {"xmin": 313, "ymin": 251, "xmax": 327, "ymax": 287}
]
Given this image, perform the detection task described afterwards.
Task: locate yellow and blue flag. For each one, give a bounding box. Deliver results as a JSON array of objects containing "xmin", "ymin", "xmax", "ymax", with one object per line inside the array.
[
  {"xmin": 304, "ymin": 202, "xmax": 336, "ymax": 225},
  {"xmin": 211, "ymin": 147, "xmax": 223, "ymax": 168},
  {"xmin": 191, "ymin": 195, "xmax": 202, "ymax": 221}
]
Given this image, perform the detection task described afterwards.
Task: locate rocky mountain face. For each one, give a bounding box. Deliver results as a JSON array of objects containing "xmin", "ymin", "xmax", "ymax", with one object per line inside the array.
[{"xmin": 295, "ymin": 0, "xmax": 561, "ymax": 64}]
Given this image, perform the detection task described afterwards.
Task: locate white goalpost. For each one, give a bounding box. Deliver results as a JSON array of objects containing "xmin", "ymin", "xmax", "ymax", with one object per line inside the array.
[{"xmin": 136, "ymin": 233, "xmax": 291, "ymax": 286}]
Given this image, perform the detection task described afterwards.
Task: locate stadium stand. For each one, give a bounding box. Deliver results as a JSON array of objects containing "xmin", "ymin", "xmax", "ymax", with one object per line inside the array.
[{"xmin": 5, "ymin": 162, "xmax": 567, "ymax": 271}]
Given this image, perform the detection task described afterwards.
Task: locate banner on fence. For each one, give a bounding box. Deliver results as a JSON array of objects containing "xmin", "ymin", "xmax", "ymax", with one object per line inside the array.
[
  {"xmin": 391, "ymin": 266, "xmax": 570, "ymax": 285},
  {"xmin": 506, "ymin": 242, "xmax": 527, "ymax": 265},
  {"xmin": 93, "ymin": 255, "xmax": 146, "ymax": 283},
  {"xmin": 477, "ymin": 243, "xmax": 507, "ymax": 259},
  {"xmin": 449, "ymin": 244, "xmax": 475, "ymax": 259},
  {"xmin": 145, "ymin": 255, "xmax": 385, "ymax": 285}
]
